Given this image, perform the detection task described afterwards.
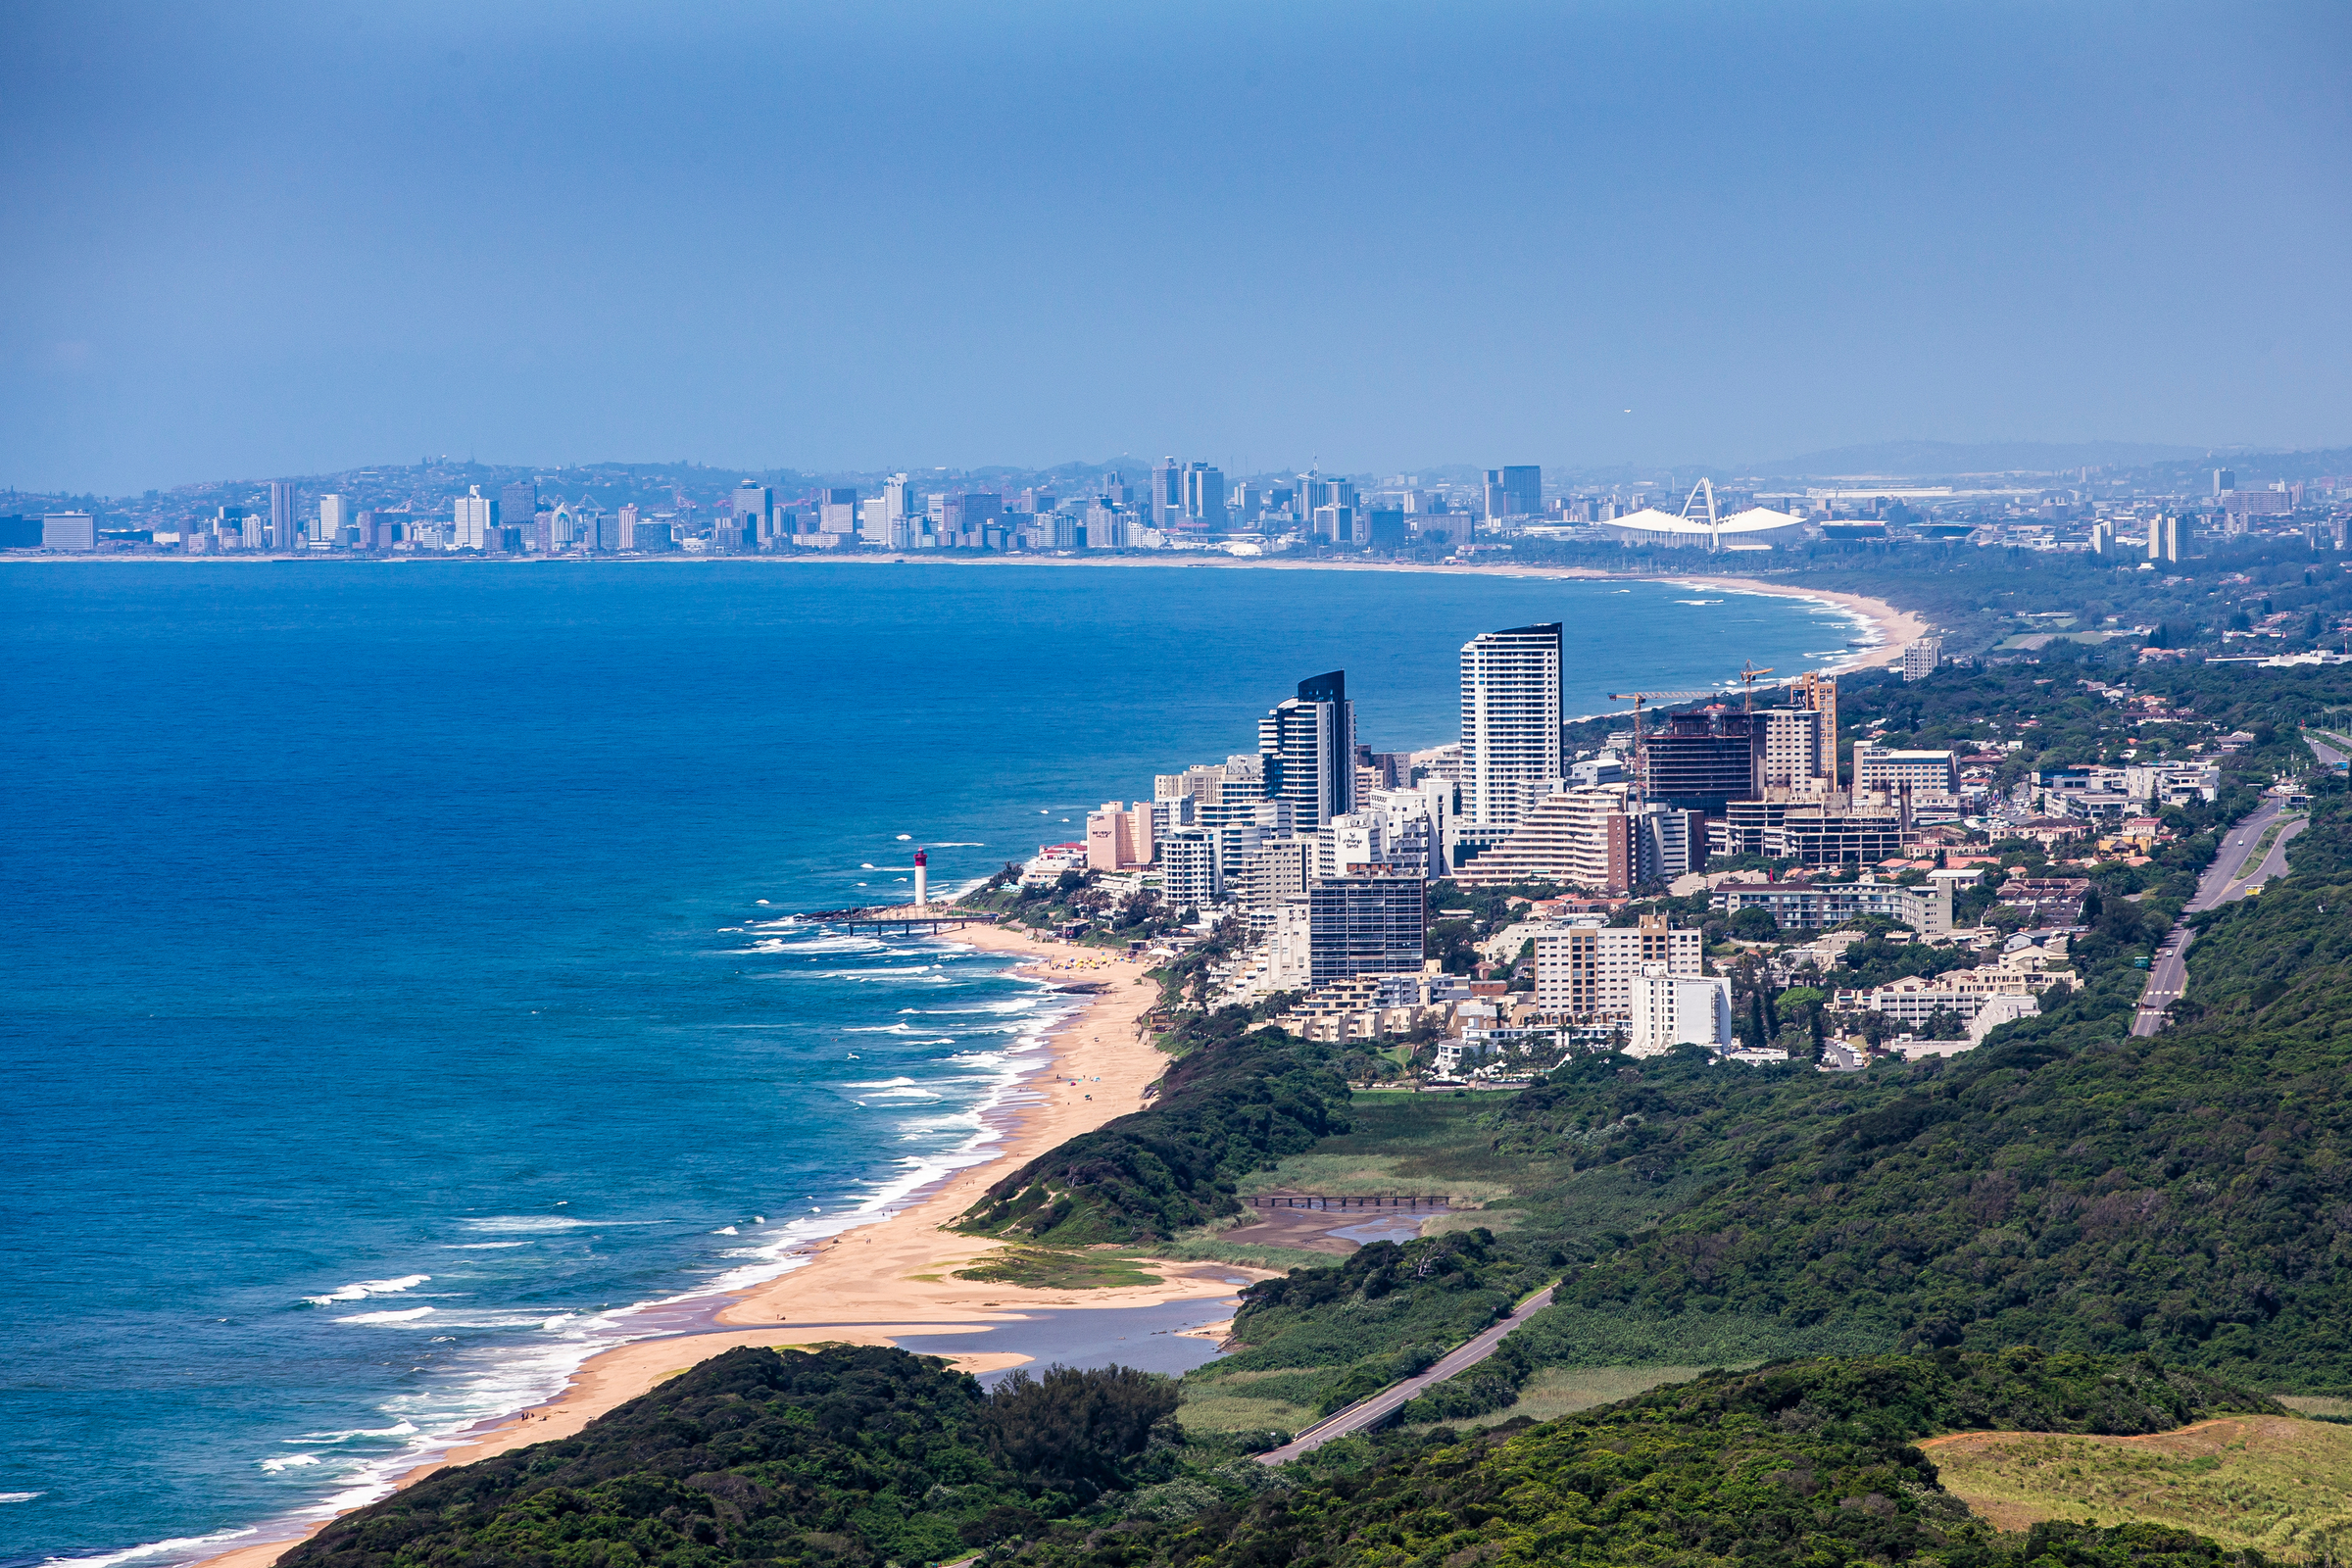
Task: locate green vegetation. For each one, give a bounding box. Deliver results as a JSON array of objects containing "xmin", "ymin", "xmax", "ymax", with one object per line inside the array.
[
  {"xmin": 954, "ymin": 1248, "xmax": 1164, "ymax": 1290},
  {"xmin": 1506, "ymin": 530, "xmax": 2352, "ymax": 663},
  {"xmin": 1928, "ymin": 1415, "xmax": 2352, "ymax": 1559},
  {"xmin": 956, "ymin": 1011, "xmax": 1351, "ymax": 1245},
  {"xmin": 1011, "ymin": 1351, "xmax": 2283, "ymax": 1568},
  {"xmin": 278, "ymin": 1347, "xmax": 1181, "ymax": 1568}
]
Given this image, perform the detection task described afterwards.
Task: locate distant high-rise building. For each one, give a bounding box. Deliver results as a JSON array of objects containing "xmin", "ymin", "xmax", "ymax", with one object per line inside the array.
[
  {"xmin": 1183, "ymin": 463, "xmax": 1226, "ymax": 529},
  {"xmin": 1484, "ymin": 466, "xmax": 1542, "ymax": 520},
  {"xmin": 734, "ymin": 481, "xmax": 771, "ymax": 538},
  {"xmin": 1901, "ymin": 638, "xmax": 1943, "ymax": 682},
  {"xmin": 616, "ymin": 503, "xmax": 641, "ymax": 550},
  {"xmin": 1792, "ymin": 672, "xmax": 1840, "ymax": 789},
  {"xmin": 1160, "ymin": 828, "xmax": 1222, "ymax": 910},
  {"xmin": 1152, "ymin": 457, "xmax": 1185, "ymax": 527},
  {"xmin": 269, "ymin": 481, "xmax": 297, "ymax": 551},
  {"xmin": 2149, "ymin": 514, "xmax": 2183, "ymax": 563},
  {"xmin": 453, "ymin": 486, "xmax": 497, "ymax": 550},
  {"xmin": 501, "ymin": 480, "xmax": 538, "ymax": 531},
  {"xmin": 1639, "ymin": 709, "xmax": 1764, "ymax": 813},
  {"xmin": 1535, "ymin": 913, "xmax": 1702, "ymax": 1017},
  {"xmin": 1459, "ymin": 622, "xmax": 1563, "ymax": 832},
  {"xmin": 1086, "ymin": 802, "xmax": 1155, "ymax": 871},
  {"xmin": 2213, "ymin": 468, "xmax": 2235, "ymax": 496},
  {"xmin": 42, "ymin": 512, "xmax": 97, "ymax": 551},
  {"xmin": 316, "ymin": 493, "xmax": 349, "ymax": 545},
  {"xmin": 877, "ymin": 474, "xmax": 919, "ymax": 548},
  {"xmin": 940, "ymin": 492, "xmax": 1003, "ymax": 548},
  {"xmin": 1299, "ymin": 871, "xmax": 1427, "ymax": 987},
  {"xmin": 1259, "ymin": 670, "xmax": 1356, "ymax": 831},
  {"xmin": 1760, "ymin": 707, "xmax": 1826, "ymax": 790}
]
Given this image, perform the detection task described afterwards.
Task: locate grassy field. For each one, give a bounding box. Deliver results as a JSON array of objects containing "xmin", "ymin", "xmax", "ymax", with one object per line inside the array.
[
  {"xmin": 1175, "ymin": 1368, "xmax": 1322, "ymax": 1435},
  {"xmin": 1233, "ymin": 1093, "xmax": 1528, "ymax": 1205},
  {"xmin": 1926, "ymin": 1415, "xmax": 2352, "ymax": 1560},
  {"xmin": 949, "ymin": 1247, "xmax": 1161, "ymax": 1289}
]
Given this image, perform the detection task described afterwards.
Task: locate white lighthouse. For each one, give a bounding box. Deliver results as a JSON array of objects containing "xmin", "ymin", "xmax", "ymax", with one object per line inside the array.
[{"xmin": 912, "ymin": 847, "xmax": 928, "ymax": 907}]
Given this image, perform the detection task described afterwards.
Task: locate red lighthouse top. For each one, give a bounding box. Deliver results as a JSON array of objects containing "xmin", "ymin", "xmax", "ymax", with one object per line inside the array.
[{"xmin": 913, "ymin": 848, "xmax": 927, "ymax": 865}]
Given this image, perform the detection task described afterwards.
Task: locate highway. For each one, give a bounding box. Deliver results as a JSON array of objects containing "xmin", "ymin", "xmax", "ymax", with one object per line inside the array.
[
  {"xmin": 1254, "ymin": 1285, "xmax": 1556, "ymax": 1464},
  {"xmin": 2130, "ymin": 796, "xmax": 2303, "ymax": 1037}
]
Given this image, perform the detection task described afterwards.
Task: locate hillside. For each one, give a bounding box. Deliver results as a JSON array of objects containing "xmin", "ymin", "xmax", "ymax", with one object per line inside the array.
[
  {"xmin": 1009, "ymin": 1353, "xmax": 2283, "ymax": 1568},
  {"xmin": 276, "ymin": 1347, "xmax": 1180, "ymax": 1568}
]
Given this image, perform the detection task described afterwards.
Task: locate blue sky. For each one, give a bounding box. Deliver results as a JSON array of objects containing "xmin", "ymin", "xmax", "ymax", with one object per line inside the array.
[{"xmin": 3, "ymin": 0, "xmax": 2347, "ymax": 494}]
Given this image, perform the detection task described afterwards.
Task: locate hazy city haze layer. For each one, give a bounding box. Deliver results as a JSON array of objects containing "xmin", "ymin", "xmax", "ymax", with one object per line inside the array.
[{"xmin": 3, "ymin": 0, "xmax": 2347, "ymax": 495}]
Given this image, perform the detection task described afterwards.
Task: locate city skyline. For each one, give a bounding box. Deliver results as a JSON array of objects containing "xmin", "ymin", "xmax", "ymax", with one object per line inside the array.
[{"xmin": 5, "ymin": 2, "xmax": 2347, "ymax": 495}]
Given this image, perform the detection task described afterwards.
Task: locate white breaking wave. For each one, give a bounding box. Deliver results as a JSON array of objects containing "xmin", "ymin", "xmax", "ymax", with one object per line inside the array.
[
  {"xmin": 459, "ymin": 1215, "xmax": 590, "ymax": 1233},
  {"xmin": 3, "ymin": 1492, "xmax": 45, "ymax": 1501},
  {"xmin": 302, "ymin": 1274, "xmax": 430, "ymax": 1306},
  {"xmin": 440, "ymin": 1242, "xmax": 531, "ymax": 1250},
  {"xmin": 335, "ymin": 1306, "xmax": 435, "ymax": 1324},
  {"xmin": 38, "ymin": 1526, "xmax": 259, "ymax": 1568},
  {"xmin": 259, "ymin": 1455, "xmax": 320, "ymax": 1472}
]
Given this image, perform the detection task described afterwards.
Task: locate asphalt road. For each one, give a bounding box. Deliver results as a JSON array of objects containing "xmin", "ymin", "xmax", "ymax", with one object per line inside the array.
[
  {"xmin": 1254, "ymin": 1285, "xmax": 1557, "ymax": 1464},
  {"xmin": 2311, "ymin": 729, "xmax": 2352, "ymax": 770},
  {"xmin": 2131, "ymin": 798, "xmax": 2298, "ymax": 1037}
]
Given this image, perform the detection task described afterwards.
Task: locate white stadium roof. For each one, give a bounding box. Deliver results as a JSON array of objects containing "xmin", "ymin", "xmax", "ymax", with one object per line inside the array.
[{"xmin": 1601, "ymin": 505, "xmax": 1806, "ymax": 538}]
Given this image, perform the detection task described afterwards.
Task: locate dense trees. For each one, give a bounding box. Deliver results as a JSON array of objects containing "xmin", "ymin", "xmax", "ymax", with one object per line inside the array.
[
  {"xmin": 278, "ymin": 1348, "xmax": 1179, "ymax": 1568},
  {"xmin": 956, "ymin": 1011, "xmax": 1350, "ymax": 1245}
]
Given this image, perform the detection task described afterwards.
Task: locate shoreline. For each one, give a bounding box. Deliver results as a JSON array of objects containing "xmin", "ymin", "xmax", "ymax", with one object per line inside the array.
[
  {"xmin": 195, "ymin": 922, "xmax": 1250, "ymax": 1568},
  {"xmin": 163, "ymin": 557, "xmax": 1905, "ymax": 1568},
  {"xmin": 7, "ymin": 552, "xmax": 1927, "ymax": 675}
]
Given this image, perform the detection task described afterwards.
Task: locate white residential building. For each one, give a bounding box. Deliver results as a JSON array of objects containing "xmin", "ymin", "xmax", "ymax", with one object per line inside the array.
[
  {"xmin": 1851, "ymin": 745, "xmax": 1959, "ymax": 804},
  {"xmin": 453, "ymin": 486, "xmax": 495, "ymax": 550},
  {"xmin": 317, "ymin": 493, "xmax": 349, "ymax": 544},
  {"xmin": 1627, "ymin": 965, "xmax": 1734, "ymax": 1055},
  {"xmin": 1459, "ymin": 622, "xmax": 1563, "ymax": 832},
  {"xmin": 1534, "ymin": 913, "xmax": 1703, "ymax": 1017}
]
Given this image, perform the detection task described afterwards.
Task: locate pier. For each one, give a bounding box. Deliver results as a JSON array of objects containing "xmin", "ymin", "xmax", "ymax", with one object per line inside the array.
[
  {"xmin": 1243, "ymin": 1193, "xmax": 1459, "ymax": 1210},
  {"xmin": 831, "ymin": 912, "xmax": 1003, "ymax": 935}
]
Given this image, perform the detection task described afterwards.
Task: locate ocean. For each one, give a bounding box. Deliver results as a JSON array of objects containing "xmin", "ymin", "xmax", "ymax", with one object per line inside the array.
[{"xmin": 0, "ymin": 560, "xmax": 1867, "ymax": 1566}]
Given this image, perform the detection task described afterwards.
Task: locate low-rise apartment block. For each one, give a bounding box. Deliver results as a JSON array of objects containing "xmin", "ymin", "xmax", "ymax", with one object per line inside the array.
[{"xmin": 1710, "ymin": 876, "xmax": 1952, "ymax": 936}]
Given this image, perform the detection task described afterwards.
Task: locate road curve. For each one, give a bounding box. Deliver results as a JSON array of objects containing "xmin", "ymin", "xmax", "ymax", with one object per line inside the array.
[
  {"xmin": 1254, "ymin": 1285, "xmax": 1557, "ymax": 1465},
  {"xmin": 2132, "ymin": 798, "xmax": 2291, "ymax": 1037}
]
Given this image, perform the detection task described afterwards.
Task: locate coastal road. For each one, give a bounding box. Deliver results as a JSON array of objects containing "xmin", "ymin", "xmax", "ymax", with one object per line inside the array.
[
  {"xmin": 1254, "ymin": 1286, "xmax": 1556, "ymax": 1465},
  {"xmin": 2310, "ymin": 729, "xmax": 2352, "ymax": 772},
  {"xmin": 2131, "ymin": 798, "xmax": 2298, "ymax": 1037}
]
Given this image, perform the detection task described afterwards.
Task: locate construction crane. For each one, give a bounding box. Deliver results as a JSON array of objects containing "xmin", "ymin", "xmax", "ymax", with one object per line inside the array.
[
  {"xmin": 1604, "ymin": 689, "xmax": 1719, "ymax": 774},
  {"xmin": 1736, "ymin": 662, "xmax": 1777, "ymax": 711}
]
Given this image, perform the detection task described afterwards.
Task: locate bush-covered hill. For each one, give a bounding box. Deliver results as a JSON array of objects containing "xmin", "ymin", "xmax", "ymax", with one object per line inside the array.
[
  {"xmin": 277, "ymin": 1348, "xmax": 1176, "ymax": 1568},
  {"xmin": 1010, "ymin": 1351, "xmax": 2282, "ymax": 1568},
  {"xmin": 956, "ymin": 1012, "xmax": 1349, "ymax": 1245}
]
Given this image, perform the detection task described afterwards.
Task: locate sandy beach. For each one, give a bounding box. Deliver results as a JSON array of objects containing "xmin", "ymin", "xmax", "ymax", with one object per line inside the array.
[
  {"xmin": 827, "ymin": 553, "xmax": 1931, "ymax": 676},
  {"xmin": 184, "ymin": 551, "xmax": 1916, "ymax": 1568},
  {"xmin": 200, "ymin": 921, "xmax": 1250, "ymax": 1568}
]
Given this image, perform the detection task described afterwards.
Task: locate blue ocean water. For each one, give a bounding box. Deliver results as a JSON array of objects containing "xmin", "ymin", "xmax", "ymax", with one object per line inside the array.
[{"xmin": 0, "ymin": 561, "xmax": 1866, "ymax": 1566}]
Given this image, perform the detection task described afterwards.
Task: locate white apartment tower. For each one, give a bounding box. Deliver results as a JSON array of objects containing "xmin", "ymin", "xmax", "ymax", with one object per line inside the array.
[
  {"xmin": 1459, "ymin": 622, "xmax": 1563, "ymax": 831},
  {"xmin": 316, "ymin": 493, "xmax": 349, "ymax": 544},
  {"xmin": 453, "ymin": 486, "xmax": 496, "ymax": 550}
]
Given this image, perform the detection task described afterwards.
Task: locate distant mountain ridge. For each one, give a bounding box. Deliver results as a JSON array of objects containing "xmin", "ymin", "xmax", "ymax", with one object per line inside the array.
[{"xmin": 1748, "ymin": 439, "xmax": 2206, "ymax": 478}]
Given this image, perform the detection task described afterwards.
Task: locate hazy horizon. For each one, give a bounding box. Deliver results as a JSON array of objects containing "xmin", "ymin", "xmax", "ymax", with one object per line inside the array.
[{"xmin": 5, "ymin": 1, "xmax": 2347, "ymax": 496}]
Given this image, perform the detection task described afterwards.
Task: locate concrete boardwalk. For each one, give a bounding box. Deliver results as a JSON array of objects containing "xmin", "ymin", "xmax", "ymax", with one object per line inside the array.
[{"xmin": 1255, "ymin": 1285, "xmax": 1557, "ymax": 1465}]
